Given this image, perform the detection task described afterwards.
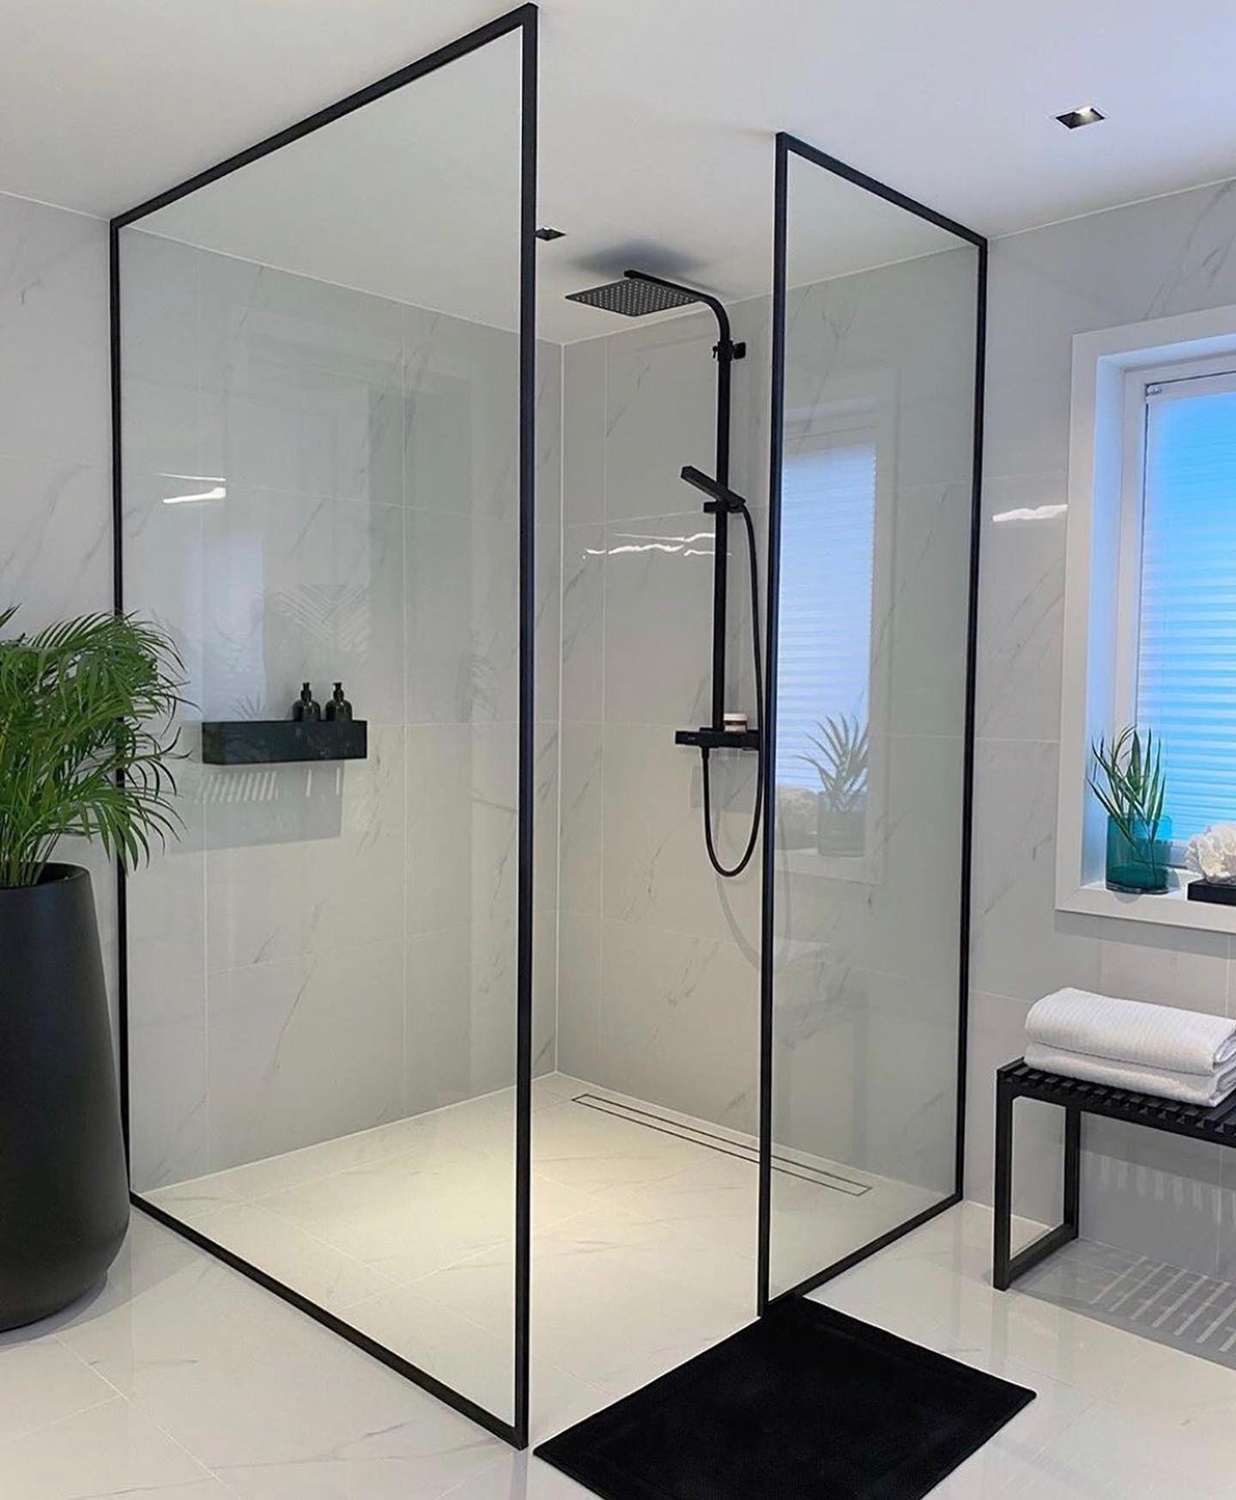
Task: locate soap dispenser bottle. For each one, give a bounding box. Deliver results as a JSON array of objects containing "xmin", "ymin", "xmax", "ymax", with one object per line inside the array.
[
  {"xmin": 324, "ymin": 682, "xmax": 353, "ymax": 722},
  {"xmin": 291, "ymin": 682, "xmax": 321, "ymax": 722}
]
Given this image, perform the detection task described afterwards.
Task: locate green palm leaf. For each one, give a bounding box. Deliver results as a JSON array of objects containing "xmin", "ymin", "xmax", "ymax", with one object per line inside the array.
[{"xmin": 0, "ymin": 608, "xmax": 187, "ymax": 888}]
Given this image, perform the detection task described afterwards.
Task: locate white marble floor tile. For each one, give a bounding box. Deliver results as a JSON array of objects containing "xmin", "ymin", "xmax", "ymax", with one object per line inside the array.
[
  {"xmin": 0, "ymin": 1398, "xmax": 215, "ymax": 1500},
  {"xmin": 0, "ymin": 1335, "xmax": 117, "ymax": 1444},
  {"xmin": 191, "ymin": 1199, "xmax": 399, "ymax": 1311},
  {"xmin": 9, "ymin": 1194, "xmax": 1236, "ymax": 1499},
  {"xmin": 440, "ymin": 1451, "xmax": 597, "ymax": 1499}
]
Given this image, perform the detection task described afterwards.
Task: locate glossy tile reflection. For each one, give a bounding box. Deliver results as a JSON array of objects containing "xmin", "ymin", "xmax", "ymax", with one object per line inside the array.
[
  {"xmin": 144, "ymin": 1072, "xmax": 936, "ymax": 1422},
  {"xmin": 8, "ymin": 1201, "xmax": 1236, "ymax": 1497}
]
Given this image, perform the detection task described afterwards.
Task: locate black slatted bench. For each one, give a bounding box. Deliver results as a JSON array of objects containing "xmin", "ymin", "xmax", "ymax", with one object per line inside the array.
[{"xmin": 993, "ymin": 1058, "xmax": 1236, "ymax": 1290}]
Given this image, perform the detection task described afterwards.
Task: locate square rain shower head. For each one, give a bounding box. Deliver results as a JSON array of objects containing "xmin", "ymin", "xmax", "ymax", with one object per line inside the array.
[{"xmin": 566, "ymin": 276, "xmax": 700, "ymax": 317}]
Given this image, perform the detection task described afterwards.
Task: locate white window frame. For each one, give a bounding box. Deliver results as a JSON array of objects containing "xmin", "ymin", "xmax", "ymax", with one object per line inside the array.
[{"xmin": 1057, "ymin": 303, "xmax": 1236, "ymax": 933}]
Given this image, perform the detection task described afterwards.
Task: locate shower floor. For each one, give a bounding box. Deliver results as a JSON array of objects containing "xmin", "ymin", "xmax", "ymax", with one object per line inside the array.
[{"xmin": 145, "ymin": 1073, "xmax": 939, "ymax": 1437}]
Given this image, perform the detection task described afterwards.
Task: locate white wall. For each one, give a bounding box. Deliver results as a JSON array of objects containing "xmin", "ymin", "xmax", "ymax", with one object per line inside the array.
[
  {"xmin": 971, "ymin": 177, "xmax": 1236, "ymax": 1276},
  {"xmin": 118, "ymin": 230, "xmax": 563, "ymax": 1188},
  {"xmin": 10, "ymin": 169, "xmax": 1236, "ymax": 1270},
  {"xmin": 557, "ymin": 307, "xmax": 768, "ymax": 1132},
  {"xmin": 0, "ymin": 192, "xmax": 117, "ymax": 1016},
  {"xmin": 0, "ymin": 194, "xmax": 560, "ymax": 1189},
  {"xmin": 556, "ymin": 244, "xmax": 978, "ymax": 1211}
]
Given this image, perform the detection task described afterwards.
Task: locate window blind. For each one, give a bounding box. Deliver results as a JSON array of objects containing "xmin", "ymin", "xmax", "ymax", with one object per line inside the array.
[
  {"xmin": 1136, "ymin": 384, "xmax": 1236, "ymax": 841},
  {"xmin": 775, "ymin": 426, "xmax": 877, "ymax": 791}
]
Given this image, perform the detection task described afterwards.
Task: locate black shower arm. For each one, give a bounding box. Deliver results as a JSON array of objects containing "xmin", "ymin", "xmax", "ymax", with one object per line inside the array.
[{"xmin": 622, "ymin": 270, "xmax": 739, "ymax": 355}]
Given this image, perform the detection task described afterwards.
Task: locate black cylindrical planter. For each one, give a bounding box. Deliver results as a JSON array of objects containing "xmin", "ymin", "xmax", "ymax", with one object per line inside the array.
[{"xmin": 0, "ymin": 864, "xmax": 129, "ymax": 1329}]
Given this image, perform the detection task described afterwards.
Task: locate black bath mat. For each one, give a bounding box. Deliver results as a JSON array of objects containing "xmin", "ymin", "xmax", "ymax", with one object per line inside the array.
[{"xmin": 535, "ymin": 1297, "xmax": 1034, "ymax": 1500}]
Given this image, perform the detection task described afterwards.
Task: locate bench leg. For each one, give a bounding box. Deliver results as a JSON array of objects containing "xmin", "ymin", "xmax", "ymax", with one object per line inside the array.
[
  {"xmin": 993, "ymin": 1074, "xmax": 1014, "ymax": 1289},
  {"xmin": 992, "ymin": 1087, "xmax": 1083, "ymax": 1292}
]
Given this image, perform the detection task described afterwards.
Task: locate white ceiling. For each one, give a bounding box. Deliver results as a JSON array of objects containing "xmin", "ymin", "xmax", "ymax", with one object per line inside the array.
[{"xmin": 7, "ymin": 0, "xmax": 1236, "ymax": 341}]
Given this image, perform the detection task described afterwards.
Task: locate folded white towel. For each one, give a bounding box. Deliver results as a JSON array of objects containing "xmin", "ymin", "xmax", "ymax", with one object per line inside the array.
[
  {"xmin": 1024, "ymin": 1042, "xmax": 1236, "ymax": 1107},
  {"xmin": 1025, "ymin": 988, "xmax": 1236, "ymax": 1078}
]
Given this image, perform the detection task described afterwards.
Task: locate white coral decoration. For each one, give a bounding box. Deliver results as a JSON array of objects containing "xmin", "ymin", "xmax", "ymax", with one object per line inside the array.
[{"xmin": 1186, "ymin": 823, "xmax": 1236, "ymax": 884}]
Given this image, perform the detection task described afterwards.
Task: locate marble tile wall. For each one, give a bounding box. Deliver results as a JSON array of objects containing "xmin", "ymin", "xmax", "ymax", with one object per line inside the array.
[
  {"xmin": 556, "ymin": 181, "xmax": 1236, "ymax": 1273},
  {"xmin": 13, "ymin": 170, "xmax": 1236, "ymax": 1271},
  {"xmin": 120, "ymin": 229, "xmax": 560, "ymax": 1188},
  {"xmin": 557, "ymin": 247, "xmax": 977, "ymax": 1207},
  {"xmin": 0, "ymin": 192, "xmax": 118, "ymax": 1032},
  {"xmin": 557, "ymin": 308, "xmax": 769, "ymax": 1139},
  {"xmin": 970, "ymin": 178, "xmax": 1236, "ymax": 1275}
]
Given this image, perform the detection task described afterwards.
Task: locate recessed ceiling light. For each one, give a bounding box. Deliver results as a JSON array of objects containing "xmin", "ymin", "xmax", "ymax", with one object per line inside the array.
[
  {"xmin": 535, "ymin": 226, "xmax": 566, "ymax": 241},
  {"xmin": 1056, "ymin": 105, "xmax": 1105, "ymax": 129}
]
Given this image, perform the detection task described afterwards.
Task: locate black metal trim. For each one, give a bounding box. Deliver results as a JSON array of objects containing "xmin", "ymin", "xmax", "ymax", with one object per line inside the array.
[
  {"xmin": 769, "ymin": 1193, "xmax": 962, "ymax": 1306},
  {"xmin": 131, "ymin": 1195, "xmax": 521, "ymax": 1445},
  {"xmin": 110, "ymin": 4, "xmax": 537, "ymax": 1450},
  {"xmin": 757, "ymin": 133, "xmax": 789, "ymax": 1317},
  {"xmin": 512, "ymin": 0, "xmax": 538, "ymax": 1453},
  {"xmin": 111, "ymin": 7, "xmax": 538, "ymax": 230},
  {"xmin": 957, "ymin": 237, "xmax": 989, "ymax": 1200},
  {"xmin": 109, "ymin": 218, "xmax": 130, "ymax": 1173},
  {"xmin": 776, "ymin": 134, "xmax": 987, "ymax": 250},
  {"xmin": 758, "ymin": 132, "xmax": 987, "ymax": 1312}
]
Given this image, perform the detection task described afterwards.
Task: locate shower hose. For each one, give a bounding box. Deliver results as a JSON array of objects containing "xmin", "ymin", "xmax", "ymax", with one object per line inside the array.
[{"xmin": 701, "ymin": 501, "xmax": 764, "ymax": 879}]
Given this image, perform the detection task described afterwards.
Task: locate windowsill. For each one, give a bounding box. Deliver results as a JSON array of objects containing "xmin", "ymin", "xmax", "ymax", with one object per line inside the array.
[{"xmin": 1058, "ymin": 872, "xmax": 1236, "ymax": 935}]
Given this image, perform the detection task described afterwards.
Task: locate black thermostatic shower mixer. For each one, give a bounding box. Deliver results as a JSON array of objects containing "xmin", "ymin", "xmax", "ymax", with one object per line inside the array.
[
  {"xmin": 565, "ymin": 268, "xmax": 765, "ymax": 878},
  {"xmin": 674, "ymin": 465, "xmax": 761, "ymax": 750}
]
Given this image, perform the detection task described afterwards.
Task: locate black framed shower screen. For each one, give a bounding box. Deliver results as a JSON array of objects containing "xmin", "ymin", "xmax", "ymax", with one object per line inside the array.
[
  {"xmin": 110, "ymin": 4, "xmax": 539, "ymax": 1448},
  {"xmin": 757, "ymin": 132, "xmax": 987, "ymax": 1311}
]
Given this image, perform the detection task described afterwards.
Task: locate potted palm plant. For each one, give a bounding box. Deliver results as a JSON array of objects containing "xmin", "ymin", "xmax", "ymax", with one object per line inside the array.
[
  {"xmin": 0, "ymin": 608, "xmax": 183, "ymax": 1329},
  {"xmin": 1089, "ymin": 725, "xmax": 1171, "ymax": 894},
  {"xmin": 802, "ymin": 715, "xmax": 869, "ymax": 857}
]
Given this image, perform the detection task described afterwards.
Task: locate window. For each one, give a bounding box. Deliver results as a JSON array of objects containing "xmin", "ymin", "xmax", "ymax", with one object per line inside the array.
[
  {"xmin": 1124, "ymin": 367, "xmax": 1236, "ymax": 844},
  {"xmin": 1057, "ymin": 304, "xmax": 1236, "ymax": 933},
  {"xmin": 776, "ymin": 417, "xmax": 878, "ymax": 793},
  {"xmin": 774, "ymin": 382, "xmax": 893, "ymax": 876}
]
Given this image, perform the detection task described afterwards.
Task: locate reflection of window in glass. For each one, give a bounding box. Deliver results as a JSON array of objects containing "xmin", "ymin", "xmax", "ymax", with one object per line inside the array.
[{"xmin": 777, "ymin": 417, "xmax": 877, "ymax": 846}]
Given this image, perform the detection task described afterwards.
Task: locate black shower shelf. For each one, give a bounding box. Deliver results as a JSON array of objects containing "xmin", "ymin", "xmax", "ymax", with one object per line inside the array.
[
  {"xmin": 201, "ymin": 720, "xmax": 368, "ymax": 765},
  {"xmin": 674, "ymin": 726, "xmax": 761, "ymax": 752}
]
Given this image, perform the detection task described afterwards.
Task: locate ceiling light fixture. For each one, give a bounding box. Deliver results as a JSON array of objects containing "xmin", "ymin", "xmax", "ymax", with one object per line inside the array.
[{"xmin": 1056, "ymin": 105, "xmax": 1104, "ymax": 129}]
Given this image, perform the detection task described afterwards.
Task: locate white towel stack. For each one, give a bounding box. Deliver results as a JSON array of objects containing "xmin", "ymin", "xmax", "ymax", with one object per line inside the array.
[{"xmin": 1024, "ymin": 988, "xmax": 1236, "ymax": 1107}]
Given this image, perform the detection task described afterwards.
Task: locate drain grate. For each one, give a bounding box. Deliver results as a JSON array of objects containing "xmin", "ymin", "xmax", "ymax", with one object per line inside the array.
[
  {"xmin": 571, "ymin": 1092, "xmax": 871, "ymax": 1196},
  {"xmin": 1018, "ymin": 1238, "xmax": 1236, "ymax": 1367}
]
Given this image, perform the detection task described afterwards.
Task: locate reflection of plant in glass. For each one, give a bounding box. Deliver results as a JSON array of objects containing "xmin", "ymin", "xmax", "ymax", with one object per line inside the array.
[
  {"xmin": 802, "ymin": 715, "xmax": 868, "ymax": 811},
  {"xmin": 0, "ymin": 608, "xmax": 185, "ymax": 888},
  {"xmin": 1089, "ymin": 725, "xmax": 1170, "ymax": 892}
]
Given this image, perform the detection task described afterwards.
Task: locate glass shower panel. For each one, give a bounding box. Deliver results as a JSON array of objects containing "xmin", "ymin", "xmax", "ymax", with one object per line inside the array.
[
  {"xmin": 119, "ymin": 23, "xmax": 528, "ymax": 1431},
  {"xmin": 765, "ymin": 140, "xmax": 981, "ymax": 1299}
]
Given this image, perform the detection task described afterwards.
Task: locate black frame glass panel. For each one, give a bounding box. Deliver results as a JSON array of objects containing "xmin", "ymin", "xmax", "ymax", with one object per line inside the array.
[
  {"xmin": 110, "ymin": 4, "xmax": 538, "ymax": 1448},
  {"xmin": 758, "ymin": 132, "xmax": 987, "ymax": 1312}
]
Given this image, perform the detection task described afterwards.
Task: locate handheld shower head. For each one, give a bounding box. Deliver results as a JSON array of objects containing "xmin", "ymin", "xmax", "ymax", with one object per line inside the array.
[{"xmin": 680, "ymin": 465, "xmax": 747, "ymax": 512}]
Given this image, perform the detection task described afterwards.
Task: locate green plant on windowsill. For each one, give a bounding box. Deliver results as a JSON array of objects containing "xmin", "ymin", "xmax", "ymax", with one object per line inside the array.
[
  {"xmin": 1088, "ymin": 725, "xmax": 1171, "ymax": 894},
  {"xmin": 802, "ymin": 714, "xmax": 869, "ymax": 857}
]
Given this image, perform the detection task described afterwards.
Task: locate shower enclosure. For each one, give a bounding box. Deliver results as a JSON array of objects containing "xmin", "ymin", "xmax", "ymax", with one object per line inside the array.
[{"xmin": 112, "ymin": 4, "xmax": 984, "ymax": 1452}]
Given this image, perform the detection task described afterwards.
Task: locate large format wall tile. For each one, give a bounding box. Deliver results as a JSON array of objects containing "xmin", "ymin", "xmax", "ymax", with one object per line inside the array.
[
  {"xmin": 0, "ymin": 194, "xmax": 109, "ymax": 467},
  {"xmin": 604, "ymin": 315, "xmax": 717, "ymax": 521},
  {"xmin": 563, "ymin": 337, "xmax": 605, "ymax": 525},
  {"xmin": 970, "ymin": 178, "xmax": 1236, "ymax": 1273},
  {"xmin": 117, "ymin": 230, "xmax": 550, "ymax": 1181},
  {"xmin": 207, "ymin": 938, "xmax": 406, "ymax": 1170},
  {"xmin": 596, "ymin": 918, "xmax": 760, "ymax": 1134}
]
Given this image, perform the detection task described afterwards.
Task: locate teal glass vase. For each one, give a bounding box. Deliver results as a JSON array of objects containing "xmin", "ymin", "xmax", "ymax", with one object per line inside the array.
[{"xmin": 1105, "ymin": 815, "xmax": 1172, "ymax": 894}]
